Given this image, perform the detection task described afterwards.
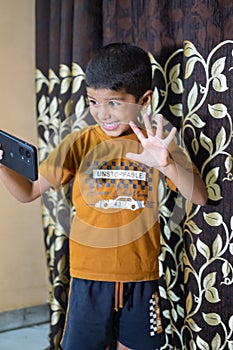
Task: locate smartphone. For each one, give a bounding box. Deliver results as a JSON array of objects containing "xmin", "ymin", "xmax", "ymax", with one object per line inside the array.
[{"xmin": 0, "ymin": 129, "xmax": 38, "ymax": 181}]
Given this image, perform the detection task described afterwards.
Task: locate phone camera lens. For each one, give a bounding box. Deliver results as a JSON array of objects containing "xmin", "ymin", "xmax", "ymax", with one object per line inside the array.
[
  {"xmin": 19, "ymin": 147, "xmax": 24, "ymax": 156},
  {"xmin": 25, "ymin": 150, "xmax": 31, "ymax": 158}
]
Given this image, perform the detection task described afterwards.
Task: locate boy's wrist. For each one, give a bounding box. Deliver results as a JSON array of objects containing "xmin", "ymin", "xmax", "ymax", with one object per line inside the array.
[{"xmin": 158, "ymin": 158, "xmax": 176, "ymax": 176}]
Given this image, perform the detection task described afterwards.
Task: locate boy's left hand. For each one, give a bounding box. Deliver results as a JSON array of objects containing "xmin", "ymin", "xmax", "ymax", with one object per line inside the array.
[{"xmin": 126, "ymin": 114, "xmax": 177, "ymax": 169}]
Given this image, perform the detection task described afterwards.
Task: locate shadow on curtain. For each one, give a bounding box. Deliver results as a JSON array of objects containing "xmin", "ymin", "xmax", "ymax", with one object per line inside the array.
[{"xmin": 36, "ymin": 1, "xmax": 233, "ymax": 349}]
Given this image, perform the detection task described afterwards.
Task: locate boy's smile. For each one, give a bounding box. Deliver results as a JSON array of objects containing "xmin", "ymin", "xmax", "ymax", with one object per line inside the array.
[{"xmin": 86, "ymin": 88, "xmax": 144, "ymax": 137}]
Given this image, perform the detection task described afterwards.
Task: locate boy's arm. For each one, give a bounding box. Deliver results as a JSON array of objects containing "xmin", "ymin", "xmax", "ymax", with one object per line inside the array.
[
  {"xmin": 0, "ymin": 149, "xmax": 50, "ymax": 203},
  {"xmin": 158, "ymin": 157, "xmax": 208, "ymax": 206},
  {"xmin": 126, "ymin": 114, "xmax": 208, "ymax": 206}
]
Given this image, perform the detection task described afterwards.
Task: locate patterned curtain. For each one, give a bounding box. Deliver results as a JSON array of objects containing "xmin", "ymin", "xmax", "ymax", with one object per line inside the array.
[{"xmin": 35, "ymin": 1, "xmax": 233, "ymax": 349}]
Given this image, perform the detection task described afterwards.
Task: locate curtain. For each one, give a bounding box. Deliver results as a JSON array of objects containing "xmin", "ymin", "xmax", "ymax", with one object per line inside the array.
[{"xmin": 36, "ymin": 1, "xmax": 233, "ymax": 349}]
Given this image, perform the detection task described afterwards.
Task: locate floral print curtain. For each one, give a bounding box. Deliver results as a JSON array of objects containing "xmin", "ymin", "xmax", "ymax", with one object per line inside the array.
[{"xmin": 36, "ymin": 1, "xmax": 233, "ymax": 349}]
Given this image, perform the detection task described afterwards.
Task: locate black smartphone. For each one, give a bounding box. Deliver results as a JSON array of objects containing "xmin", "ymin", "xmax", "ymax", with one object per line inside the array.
[{"xmin": 0, "ymin": 129, "xmax": 38, "ymax": 181}]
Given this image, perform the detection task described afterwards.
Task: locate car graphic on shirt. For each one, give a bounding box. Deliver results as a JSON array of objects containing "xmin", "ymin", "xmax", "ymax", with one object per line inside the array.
[{"xmin": 95, "ymin": 196, "xmax": 145, "ymax": 211}]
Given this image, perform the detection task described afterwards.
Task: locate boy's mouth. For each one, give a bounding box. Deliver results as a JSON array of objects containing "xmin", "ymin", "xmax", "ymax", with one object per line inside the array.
[{"xmin": 101, "ymin": 121, "xmax": 120, "ymax": 131}]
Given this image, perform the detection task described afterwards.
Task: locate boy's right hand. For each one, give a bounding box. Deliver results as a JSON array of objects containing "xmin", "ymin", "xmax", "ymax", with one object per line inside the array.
[{"xmin": 0, "ymin": 147, "xmax": 51, "ymax": 202}]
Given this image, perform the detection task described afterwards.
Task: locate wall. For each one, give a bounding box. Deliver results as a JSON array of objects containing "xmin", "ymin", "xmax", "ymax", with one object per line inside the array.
[{"xmin": 0, "ymin": 0, "xmax": 48, "ymax": 312}]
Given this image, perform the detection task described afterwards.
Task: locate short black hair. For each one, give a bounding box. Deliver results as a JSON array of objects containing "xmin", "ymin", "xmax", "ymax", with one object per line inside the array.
[{"xmin": 85, "ymin": 43, "xmax": 152, "ymax": 101}]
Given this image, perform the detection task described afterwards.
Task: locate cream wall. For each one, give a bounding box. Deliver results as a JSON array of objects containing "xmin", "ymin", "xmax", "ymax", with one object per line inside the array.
[{"xmin": 0, "ymin": 0, "xmax": 48, "ymax": 311}]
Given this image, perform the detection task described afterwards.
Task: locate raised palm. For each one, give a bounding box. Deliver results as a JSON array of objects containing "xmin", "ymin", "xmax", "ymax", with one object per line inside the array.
[{"xmin": 126, "ymin": 114, "xmax": 177, "ymax": 169}]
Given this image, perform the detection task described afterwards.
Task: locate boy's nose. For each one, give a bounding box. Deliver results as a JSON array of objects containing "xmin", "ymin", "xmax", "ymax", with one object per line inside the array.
[{"xmin": 97, "ymin": 104, "xmax": 111, "ymax": 120}]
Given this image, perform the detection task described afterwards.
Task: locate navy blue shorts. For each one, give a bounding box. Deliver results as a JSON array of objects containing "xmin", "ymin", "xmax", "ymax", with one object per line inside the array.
[{"xmin": 61, "ymin": 278, "xmax": 165, "ymax": 350}]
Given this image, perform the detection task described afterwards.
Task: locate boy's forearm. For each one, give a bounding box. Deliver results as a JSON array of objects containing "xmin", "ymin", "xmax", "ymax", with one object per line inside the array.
[
  {"xmin": 0, "ymin": 164, "xmax": 41, "ymax": 203},
  {"xmin": 161, "ymin": 160, "xmax": 208, "ymax": 206}
]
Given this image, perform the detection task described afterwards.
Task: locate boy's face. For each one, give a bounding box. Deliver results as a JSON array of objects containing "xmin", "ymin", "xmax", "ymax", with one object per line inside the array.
[{"xmin": 87, "ymin": 88, "xmax": 150, "ymax": 137}]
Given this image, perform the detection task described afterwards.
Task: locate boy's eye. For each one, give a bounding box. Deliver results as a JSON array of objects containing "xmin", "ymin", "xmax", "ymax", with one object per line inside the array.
[
  {"xmin": 88, "ymin": 99, "xmax": 98, "ymax": 106},
  {"xmin": 88, "ymin": 99, "xmax": 122, "ymax": 107},
  {"xmin": 109, "ymin": 101, "xmax": 121, "ymax": 107}
]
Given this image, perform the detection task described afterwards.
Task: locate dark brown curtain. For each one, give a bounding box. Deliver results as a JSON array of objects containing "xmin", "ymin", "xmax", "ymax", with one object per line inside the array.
[{"xmin": 36, "ymin": 1, "xmax": 233, "ymax": 349}]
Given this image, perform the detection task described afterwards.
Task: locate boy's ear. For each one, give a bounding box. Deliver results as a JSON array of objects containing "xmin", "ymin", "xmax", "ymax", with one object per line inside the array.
[{"xmin": 139, "ymin": 90, "xmax": 153, "ymax": 107}]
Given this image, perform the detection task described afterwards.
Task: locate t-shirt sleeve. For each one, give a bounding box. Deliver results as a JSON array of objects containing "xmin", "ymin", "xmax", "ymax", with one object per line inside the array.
[
  {"xmin": 39, "ymin": 134, "xmax": 77, "ymax": 190},
  {"xmin": 165, "ymin": 177, "xmax": 177, "ymax": 192}
]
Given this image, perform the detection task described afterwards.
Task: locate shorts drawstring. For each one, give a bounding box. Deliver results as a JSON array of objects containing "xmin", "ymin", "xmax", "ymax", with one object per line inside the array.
[{"xmin": 114, "ymin": 281, "xmax": 124, "ymax": 311}]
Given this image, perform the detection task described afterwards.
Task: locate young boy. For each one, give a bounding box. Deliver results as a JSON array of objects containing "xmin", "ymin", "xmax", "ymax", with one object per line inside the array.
[{"xmin": 0, "ymin": 43, "xmax": 208, "ymax": 350}]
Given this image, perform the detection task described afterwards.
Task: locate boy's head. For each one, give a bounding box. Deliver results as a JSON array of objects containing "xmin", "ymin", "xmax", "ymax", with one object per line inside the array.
[
  {"xmin": 85, "ymin": 43, "xmax": 153, "ymax": 137},
  {"xmin": 85, "ymin": 43, "xmax": 152, "ymax": 102}
]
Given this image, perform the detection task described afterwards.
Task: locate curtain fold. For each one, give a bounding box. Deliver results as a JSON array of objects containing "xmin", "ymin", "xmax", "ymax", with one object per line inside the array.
[{"xmin": 36, "ymin": 1, "xmax": 233, "ymax": 349}]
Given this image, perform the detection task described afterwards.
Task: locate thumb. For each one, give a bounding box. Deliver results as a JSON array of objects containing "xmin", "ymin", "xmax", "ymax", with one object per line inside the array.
[{"xmin": 125, "ymin": 152, "xmax": 141, "ymax": 162}]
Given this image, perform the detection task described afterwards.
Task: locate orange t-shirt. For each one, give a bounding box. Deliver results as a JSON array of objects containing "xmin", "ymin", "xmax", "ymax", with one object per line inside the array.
[{"xmin": 39, "ymin": 124, "xmax": 178, "ymax": 282}]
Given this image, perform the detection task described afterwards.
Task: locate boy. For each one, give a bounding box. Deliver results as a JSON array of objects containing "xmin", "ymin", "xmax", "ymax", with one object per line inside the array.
[{"xmin": 0, "ymin": 43, "xmax": 208, "ymax": 350}]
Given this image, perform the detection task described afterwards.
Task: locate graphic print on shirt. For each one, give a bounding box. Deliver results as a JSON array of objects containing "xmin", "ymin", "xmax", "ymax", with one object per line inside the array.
[
  {"xmin": 93, "ymin": 167, "xmax": 148, "ymax": 211},
  {"xmin": 93, "ymin": 168, "xmax": 146, "ymax": 211},
  {"xmin": 72, "ymin": 137, "xmax": 160, "ymax": 247},
  {"xmin": 77, "ymin": 137, "xmax": 159, "ymax": 216},
  {"xmin": 83, "ymin": 158, "xmax": 153, "ymax": 213}
]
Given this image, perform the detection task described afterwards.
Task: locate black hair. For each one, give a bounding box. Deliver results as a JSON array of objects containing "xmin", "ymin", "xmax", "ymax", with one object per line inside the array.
[{"xmin": 85, "ymin": 43, "xmax": 152, "ymax": 101}]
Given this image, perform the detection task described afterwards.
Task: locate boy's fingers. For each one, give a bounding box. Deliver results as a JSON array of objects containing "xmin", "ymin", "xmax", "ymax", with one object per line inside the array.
[
  {"xmin": 164, "ymin": 127, "xmax": 177, "ymax": 146},
  {"xmin": 143, "ymin": 114, "xmax": 154, "ymax": 137},
  {"xmin": 129, "ymin": 121, "xmax": 145, "ymax": 141},
  {"xmin": 155, "ymin": 114, "xmax": 163, "ymax": 139}
]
